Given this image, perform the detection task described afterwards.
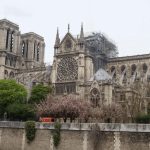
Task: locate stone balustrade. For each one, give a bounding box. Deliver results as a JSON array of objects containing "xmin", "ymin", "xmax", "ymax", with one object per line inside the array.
[{"xmin": 1, "ymin": 121, "xmax": 150, "ymax": 132}]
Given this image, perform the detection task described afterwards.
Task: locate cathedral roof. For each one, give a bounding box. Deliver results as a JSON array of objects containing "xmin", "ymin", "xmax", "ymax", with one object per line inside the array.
[{"xmin": 89, "ymin": 68, "xmax": 112, "ymax": 81}]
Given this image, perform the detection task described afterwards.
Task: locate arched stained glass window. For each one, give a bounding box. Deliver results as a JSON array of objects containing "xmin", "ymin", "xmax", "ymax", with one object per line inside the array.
[{"xmin": 90, "ymin": 88, "xmax": 100, "ymax": 107}]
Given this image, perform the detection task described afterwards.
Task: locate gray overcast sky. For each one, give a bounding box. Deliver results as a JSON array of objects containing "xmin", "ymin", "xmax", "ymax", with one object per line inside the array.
[{"xmin": 0, "ymin": 0, "xmax": 150, "ymax": 63}]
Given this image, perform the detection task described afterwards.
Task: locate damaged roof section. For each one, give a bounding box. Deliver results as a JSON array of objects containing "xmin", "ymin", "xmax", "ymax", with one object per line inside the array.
[{"xmin": 84, "ymin": 32, "xmax": 118, "ymax": 58}]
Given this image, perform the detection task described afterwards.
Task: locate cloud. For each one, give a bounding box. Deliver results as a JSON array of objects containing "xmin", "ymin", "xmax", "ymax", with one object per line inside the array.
[{"xmin": 3, "ymin": 5, "xmax": 31, "ymax": 18}]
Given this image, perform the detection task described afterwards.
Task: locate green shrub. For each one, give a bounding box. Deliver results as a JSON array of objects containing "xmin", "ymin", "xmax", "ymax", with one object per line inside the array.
[
  {"xmin": 52, "ymin": 122, "xmax": 61, "ymax": 147},
  {"xmin": 7, "ymin": 103, "xmax": 35, "ymax": 121},
  {"xmin": 135, "ymin": 114, "xmax": 150, "ymax": 124},
  {"xmin": 25, "ymin": 121, "xmax": 36, "ymax": 143},
  {"xmin": 29, "ymin": 84, "xmax": 52, "ymax": 104},
  {"xmin": 0, "ymin": 79, "xmax": 27, "ymax": 117}
]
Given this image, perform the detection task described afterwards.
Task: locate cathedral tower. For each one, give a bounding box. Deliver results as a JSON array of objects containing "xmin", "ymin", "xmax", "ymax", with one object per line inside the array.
[
  {"xmin": 51, "ymin": 25, "xmax": 88, "ymax": 97},
  {"xmin": 0, "ymin": 19, "xmax": 20, "ymax": 79}
]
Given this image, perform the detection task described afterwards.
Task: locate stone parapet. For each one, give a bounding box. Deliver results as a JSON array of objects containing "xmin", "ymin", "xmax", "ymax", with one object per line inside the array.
[
  {"xmin": 1, "ymin": 121, "xmax": 150, "ymax": 132},
  {"xmin": 108, "ymin": 53, "xmax": 150, "ymax": 62}
]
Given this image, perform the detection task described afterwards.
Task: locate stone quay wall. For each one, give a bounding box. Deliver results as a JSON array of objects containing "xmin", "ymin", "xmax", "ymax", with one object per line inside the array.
[{"xmin": 0, "ymin": 121, "xmax": 150, "ymax": 150}]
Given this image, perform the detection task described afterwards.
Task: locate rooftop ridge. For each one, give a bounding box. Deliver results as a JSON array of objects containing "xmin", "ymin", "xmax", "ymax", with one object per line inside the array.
[
  {"xmin": 21, "ymin": 32, "xmax": 44, "ymax": 40},
  {"xmin": 0, "ymin": 19, "xmax": 19, "ymax": 28}
]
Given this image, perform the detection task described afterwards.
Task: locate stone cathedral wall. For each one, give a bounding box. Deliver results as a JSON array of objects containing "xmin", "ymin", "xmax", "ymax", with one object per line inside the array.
[{"xmin": 0, "ymin": 122, "xmax": 150, "ymax": 150}]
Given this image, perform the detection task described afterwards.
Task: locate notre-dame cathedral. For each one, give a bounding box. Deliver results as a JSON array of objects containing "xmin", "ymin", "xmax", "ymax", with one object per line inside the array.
[
  {"xmin": 51, "ymin": 24, "xmax": 150, "ymax": 111},
  {"xmin": 0, "ymin": 19, "xmax": 150, "ymax": 111}
]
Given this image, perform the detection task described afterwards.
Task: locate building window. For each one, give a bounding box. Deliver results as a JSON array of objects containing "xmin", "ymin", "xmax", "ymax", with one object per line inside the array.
[
  {"xmin": 110, "ymin": 66, "xmax": 116, "ymax": 79},
  {"xmin": 123, "ymin": 72, "xmax": 127, "ymax": 83},
  {"xmin": 143, "ymin": 63, "xmax": 147, "ymax": 74},
  {"xmin": 26, "ymin": 40, "xmax": 28, "ymax": 58},
  {"xmin": 37, "ymin": 43, "xmax": 40, "ymax": 61},
  {"xmin": 90, "ymin": 88, "xmax": 100, "ymax": 107},
  {"xmin": 121, "ymin": 65, "xmax": 125, "ymax": 73},
  {"xmin": 33, "ymin": 42, "xmax": 36, "ymax": 59},
  {"xmin": 10, "ymin": 58, "xmax": 13, "ymax": 66},
  {"xmin": 10, "ymin": 31, "xmax": 14, "ymax": 52},
  {"xmin": 131, "ymin": 64, "xmax": 136, "ymax": 76},
  {"xmin": 5, "ymin": 56, "xmax": 8, "ymax": 65},
  {"xmin": 22, "ymin": 41, "xmax": 25, "ymax": 57},
  {"xmin": 111, "ymin": 66, "xmax": 115, "ymax": 73},
  {"xmin": 13, "ymin": 58, "xmax": 16, "ymax": 67},
  {"xmin": 6, "ymin": 29, "xmax": 10, "ymax": 49},
  {"xmin": 55, "ymin": 82, "xmax": 76, "ymax": 94}
]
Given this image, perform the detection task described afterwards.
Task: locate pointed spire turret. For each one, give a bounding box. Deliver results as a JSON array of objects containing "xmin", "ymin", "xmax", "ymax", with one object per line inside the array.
[
  {"xmin": 68, "ymin": 24, "xmax": 70, "ymax": 33},
  {"xmin": 78, "ymin": 23, "xmax": 85, "ymax": 49},
  {"xmin": 54, "ymin": 27, "xmax": 60, "ymax": 48},
  {"xmin": 80, "ymin": 23, "xmax": 84, "ymax": 40}
]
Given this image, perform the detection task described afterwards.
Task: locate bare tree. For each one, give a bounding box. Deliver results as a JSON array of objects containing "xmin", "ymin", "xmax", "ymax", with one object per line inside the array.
[{"xmin": 125, "ymin": 81, "xmax": 147, "ymax": 122}]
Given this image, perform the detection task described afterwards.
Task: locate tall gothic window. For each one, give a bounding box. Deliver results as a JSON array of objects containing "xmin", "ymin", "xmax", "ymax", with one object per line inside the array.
[
  {"xmin": 131, "ymin": 64, "xmax": 136, "ymax": 76},
  {"xmin": 143, "ymin": 63, "xmax": 148, "ymax": 74},
  {"xmin": 22, "ymin": 41, "xmax": 25, "ymax": 57},
  {"xmin": 123, "ymin": 72, "xmax": 127, "ymax": 83},
  {"xmin": 6, "ymin": 29, "xmax": 9, "ymax": 49},
  {"xmin": 37, "ymin": 43, "xmax": 40, "ymax": 61},
  {"xmin": 26, "ymin": 40, "xmax": 28, "ymax": 58},
  {"xmin": 33, "ymin": 42, "xmax": 36, "ymax": 59},
  {"xmin": 111, "ymin": 66, "xmax": 115, "ymax": 73},
  {"xmin": 5, "ymin": 56, "xmax": 8, "ymax": 65},
  {"xmin": 90, "ymin": 88, "xmax": 100, "ymax": 107},
  {"xmin": 13, "ymin": 58, "xmax": 16, "ymax": 67},
  {"xmin": 111, "ymin": 66, "xmax": 116, "ymax": 79},
  {"xmin": 121, "ymin": 65, "xmax": 125, "ymax": 73},
  {"xmin": 10, "ymin": 31, "xmax": 14, "ymax": 52},
  {"xmin": 121, "ymin": 65, "xmax": 127, "ymax": 83},
  {"xmin": 10, "ymin": 57, "xmax": 13, "ymax": 66}
]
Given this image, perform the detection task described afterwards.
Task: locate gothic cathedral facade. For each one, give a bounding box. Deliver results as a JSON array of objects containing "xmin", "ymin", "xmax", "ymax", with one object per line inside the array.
[
  {"xmin": 0, "ymin": 19, "xmax": 50, "ymax": 89},
  {"xmin": 51, "ymin": 25, "xmax": 150, "ymax": 110}
]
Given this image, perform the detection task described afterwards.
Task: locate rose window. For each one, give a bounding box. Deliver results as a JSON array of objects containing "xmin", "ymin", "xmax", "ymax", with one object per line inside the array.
[{"xmin": 57, "ymin": 57, "xmax": 78, "ymax": 81}]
